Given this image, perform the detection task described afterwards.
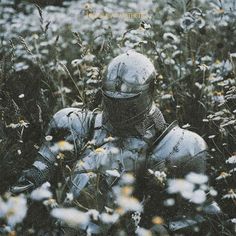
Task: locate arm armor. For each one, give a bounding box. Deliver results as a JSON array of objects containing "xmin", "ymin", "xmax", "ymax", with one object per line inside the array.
[{"xmin": 27, "ymin": 108, "xmax": 96, "ymax": 187}]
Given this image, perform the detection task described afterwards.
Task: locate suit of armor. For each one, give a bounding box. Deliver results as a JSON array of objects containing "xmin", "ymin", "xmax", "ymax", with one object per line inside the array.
[{"xmin": 11, "ymin": 51, "xmax": 218, "ymax": 233}]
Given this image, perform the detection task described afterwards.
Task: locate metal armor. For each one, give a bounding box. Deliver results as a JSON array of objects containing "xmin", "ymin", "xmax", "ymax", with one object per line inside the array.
[
  {"xmin": 11, "ymin": 106, "xmax": 210, "ymax": 206},
  {"xmin": 11, "ymin": 52, "xmax": 219, "ymax": 233}
]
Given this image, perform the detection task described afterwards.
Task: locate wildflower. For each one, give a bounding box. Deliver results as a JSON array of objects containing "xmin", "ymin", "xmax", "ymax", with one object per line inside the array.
[
  {"xmin": 45, "ymin": 135, "xmax": 53, "ymax": 141},
  {"xmin": 17, "ymin": 149, "xmax": 22, "ymax": 155},
  {"xmin": 190, "ymin": 190, "xmax": 206, "ymax": 204},
  {"xmin": 209, "ymin": 188, "xmax": 218, "ymax": 197},
  {"xmin": 195, "ymin": 18, "xmax": 205, "ymax": 29},
  {"xmin": 121, "ymin": 186, "xmax": 133, "ymax": 196},
  {"xmin": 149, "ymin": 170, "xmax": 167, "ymax": 183},
  {"xmin": 163, "ymin": 32, "xmax": 180, "ymax": 44},
  {"xmin": 180, "ymin": 12, "xmax": 205, "ymax": 31},
  {"xmin": 51, "ymin": 208, "xmax": 89, "ymax": 228},
  {"xmin": 229, "ymin": 168, "xmax": 236, "ymax": 173},
  {"xmin": 18, "ymin": 94, "xmax": 24, "ymax": 98},
  {"xmin": 186, "ymin": 172, "xmax": 208, "ymax": 185},
  {"xmin": 71, "ymin": 59, "xmax": 82, "ymax": 67},
  {"xmin": 163, "ymin": 198, "xmax": 175, "ymax": 206},
  {"xmin": 164, "ymin": 58, "xmax": 175, "ymax": 65},
  {"xmin": 222, "ymin": 189, "xmax": 236, "ymax": 199},
  {"xmin": 136, "ymin": 227, "xmax": 152, "ymax": 236},
  {"xmin": 230, "ymin": 53, "xmax": 236, "ymax": 58},
  {"xmin": 182, "ymin": 123, "xmax": 191, "ymax": 128},
  {"xmin": 226, "ymin": 155, "xmax": 236, "ymax": 164},
  {"xmin": 168, "ymin": 179, "xmax": 195, "ymax": 199},
  {"xmin": 100, "ymin": 212, "xmax": 119, "ymax": 224},
  {"xmin": 198, "ymin": 64, "xmax": 209, "ymax": 72},
  {"xmin": 140, "ymin": 21, "xmax": 151, "ymax": 30},
  {"xmin": 57, "ymin": 87, "xmax": 72, "ymax": 94},
  {"xmin": 64, "ymin": 193, "xmax": 74, "ymax": 203},
  {"xmin": 6, "ymin": 120, "xmax": 29, "ymax": 129},
  {"xmin": 120, "ymin": 173, "xmax": 135, "ymax": 184},
  {"xmin": 43, "ymin": 199, "xmax": 58, "ymax": 208},
  {"xmin": 195, "ymin": 82, "xmax": 203, "ymax": 89},
  {"xmin": 19, "ymin": 120, "xmax": 29, "ymax": 128},
  {"xmin": 148, "ymin": 169, "xmax": 154, "ymax": 175},
  {"xmin": 0, "ymin": 194, "xmax": 27, "ymax": 227},
  {"xmin": 117, "ymin": 196, "xmax": 143, "ymax": 212},
  {"xmin": 83, "ymin": 53, "xmax": 95, "ymax": 62},
  {"xmin": 51, "ymin": 140, "xmax": 74, "ymax": 152},
  {"xmin": 180, "ymin": 14, "xmax": 195, "ymax": 31},
  {"xmin": 106, "ymin": 169, "xmax": 120, "ymax": 178},
  {"xmin": 14, "ymin": 62, "xmax": 29, "ymax": 72},
  {"xmin": 152, "ymin": 216, "xmax": 164, "ymax": 225},
  {"xmin": 31, "ymin": 182, "xmax": 52, "ymax": 201},
  {"xmin": 216, "ymin": 172, "xmax": 231, "ymax": 180},
  {"xmin": 87, "ymin": 209, "xmax": 99, "ymax": 221},
  {"xmin": 56, "ymin": 153, "xmax": 65, "ymax": 160}
]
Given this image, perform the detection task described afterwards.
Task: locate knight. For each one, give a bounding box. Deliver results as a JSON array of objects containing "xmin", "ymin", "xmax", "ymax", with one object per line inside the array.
[{"xmin": 11, "ymin": 51, "xmax": 220, "ymax": 234}]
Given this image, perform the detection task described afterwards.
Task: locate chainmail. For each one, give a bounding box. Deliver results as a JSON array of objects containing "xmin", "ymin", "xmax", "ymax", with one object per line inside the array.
[
  {"xmin": 103, "ymin": 104, "xmax": 167, "ymax": 137},
  {"xmin": 24, "ymin": 167, "xmax": 48, "ymax": 187},
  {"xmin": 135, "ymin": 105, "xmax": 167, "ymax": 136},
  {"xmin": 25, "ymin": 155, "xmax": 55, "ymax": 187}
]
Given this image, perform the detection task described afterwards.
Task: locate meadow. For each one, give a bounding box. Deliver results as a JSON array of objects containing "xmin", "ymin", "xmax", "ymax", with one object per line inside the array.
[{"xmin": 0, "ymin": 0, "xmax": 236, "ymax": 235}]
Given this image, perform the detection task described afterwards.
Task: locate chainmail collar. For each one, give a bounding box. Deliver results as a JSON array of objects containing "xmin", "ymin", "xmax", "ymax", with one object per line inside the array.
[{"xmin": 102, "ymin": 104, "xmax": 167, "ymax": 139}]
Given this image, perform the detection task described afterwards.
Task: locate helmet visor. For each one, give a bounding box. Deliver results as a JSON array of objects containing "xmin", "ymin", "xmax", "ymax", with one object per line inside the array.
[{"xmin": 102, "ymin": 90, "xmax": 152, "ymax": 128}]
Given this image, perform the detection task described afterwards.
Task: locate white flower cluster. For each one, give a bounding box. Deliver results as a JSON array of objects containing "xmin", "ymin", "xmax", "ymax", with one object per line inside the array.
[
  {"xmin": 148, "ymin": 169, "xmax": 167, "ymax": 184},
  {"xmin": 167, "ymin": 172, "xmax": 214, "ymax": 204},
  {"xmin": 0, "ymin": 194, "xmax": 27, "ymax": 227}
]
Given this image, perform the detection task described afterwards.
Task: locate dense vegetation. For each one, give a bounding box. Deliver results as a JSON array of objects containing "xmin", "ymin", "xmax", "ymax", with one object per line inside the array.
[{"xmin": 0, "ymin": 0, "xmax": 236, "ymax": 235}]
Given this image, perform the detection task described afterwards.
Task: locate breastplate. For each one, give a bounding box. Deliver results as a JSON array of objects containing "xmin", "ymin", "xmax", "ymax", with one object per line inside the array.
[{"xmin": 77, "ymin": 125, "xmax": 150, "ymax": 175}]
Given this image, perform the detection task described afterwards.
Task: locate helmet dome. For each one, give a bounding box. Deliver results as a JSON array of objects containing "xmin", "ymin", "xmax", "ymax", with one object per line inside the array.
[{"xmin": 103, "ymin": 51, "xmax": 156, "ymax": 98}]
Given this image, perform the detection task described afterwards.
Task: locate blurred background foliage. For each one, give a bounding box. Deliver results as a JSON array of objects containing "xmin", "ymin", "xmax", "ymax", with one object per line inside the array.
[{"xmin": 0, "ymin": 0, "xmax": 236, "ymax": 234}]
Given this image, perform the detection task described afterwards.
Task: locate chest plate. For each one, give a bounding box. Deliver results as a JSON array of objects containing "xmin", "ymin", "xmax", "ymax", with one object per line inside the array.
[{"xmin": 77, "ymin": 127, "xmax": 149, "ymax": 174}]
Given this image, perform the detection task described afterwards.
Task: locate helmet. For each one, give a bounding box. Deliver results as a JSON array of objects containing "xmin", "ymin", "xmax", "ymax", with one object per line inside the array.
[{"xmin": 102, "ymin": 51, "xmax": 157, "ymax": 131}]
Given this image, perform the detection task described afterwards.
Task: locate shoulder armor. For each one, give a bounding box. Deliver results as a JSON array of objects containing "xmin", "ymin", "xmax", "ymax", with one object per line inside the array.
[
  {"xmin": 37, "ymin": 108, "xmax": 97, "ymax": 164},
  {"xmin": 48, "ymin": 108, "xmax": 95, "ymax": 141},
  {"xmin": 151, "ymin": 121, "xmax": 207, "ymax": 177}
]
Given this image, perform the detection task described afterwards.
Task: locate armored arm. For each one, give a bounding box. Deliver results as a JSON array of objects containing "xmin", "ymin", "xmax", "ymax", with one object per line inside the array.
[{"xmin": 11, "ymin": 108, "xmax": 95, "ymax": 194}]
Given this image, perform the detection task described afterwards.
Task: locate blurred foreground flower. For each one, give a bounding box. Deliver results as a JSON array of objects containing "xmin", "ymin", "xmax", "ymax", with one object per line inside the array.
[
  {"xmin": 168, "ymin": 173, "xmax": 209, "ymax": 204},
  {"xmin": 0, "ymin": 194, "xmax": 27, "ymax": 227},
  {"xmin": 168, "ymin": 179, "xmax": 194, "ymax": 199},
  {"xmin": 31, "ymin": 182, "xmax": 52, "ymax": 201},
  {"xmin": 186, "ymin": 172, "xmax": 208, "ymax": 185},
  {"xmin": 190, "ymin": 189, "xmax": 206, "ymax": 204},
  {"xmin": 117, "ymin": 196, "xmax": 143, "ymax": 213},
  {"xmin": 100, "ymin": 212, "xmax": 119, "ymax": 224},
  {"xmin": 50, "ymin": 140, "xmax": 74, "ymax": 152},
  {"xmin": 51, "ymin": 208, "xmax": 89, "ymax": 228},
  {"xmin": 136, "ymin": 227, "xmax": 152, "ymax": 236}
]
